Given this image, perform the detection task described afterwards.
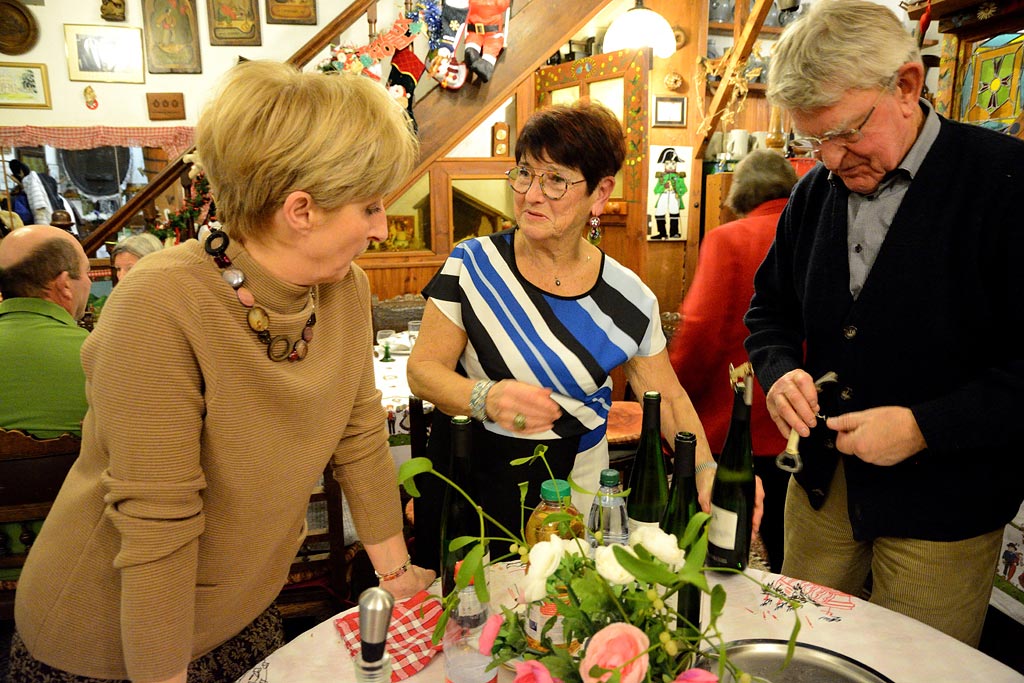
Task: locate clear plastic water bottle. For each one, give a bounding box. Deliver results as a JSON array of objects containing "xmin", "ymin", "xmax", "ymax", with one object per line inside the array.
[
  {"xmin": 443, "ymin": 584, "xmax": 496, "ymax": 683},
  {"xmin": 587, "ymin": 468, "xmax": 630, "ymax": 549}
]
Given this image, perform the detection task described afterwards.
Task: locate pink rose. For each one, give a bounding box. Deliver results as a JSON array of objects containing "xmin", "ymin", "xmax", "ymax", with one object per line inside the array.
[
  {"xmin": 478, "ymin": 613, "xmax": 504, "ymax": 656},
  {"xmin": 578, "ymin": 623, "xmax": 650, "ymax": 683},
  {"xmin": 674, "ymin": 669, "xmax": 718, "ymax": 683},
  {"xmin": 514, "ymin": 659, "xmax": 561, "ymax": 683}
]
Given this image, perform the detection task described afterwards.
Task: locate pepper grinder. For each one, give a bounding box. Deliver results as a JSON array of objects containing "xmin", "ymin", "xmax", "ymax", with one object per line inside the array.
[{"xmin": 354, "ymin": 587, "xmax": 395, "ymax": 683}]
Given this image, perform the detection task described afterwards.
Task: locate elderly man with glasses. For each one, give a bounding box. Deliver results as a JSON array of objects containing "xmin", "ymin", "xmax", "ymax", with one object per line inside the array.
[{"xmin": 744, "ymin": 0, "xmax": 1024, "ymax": 647}]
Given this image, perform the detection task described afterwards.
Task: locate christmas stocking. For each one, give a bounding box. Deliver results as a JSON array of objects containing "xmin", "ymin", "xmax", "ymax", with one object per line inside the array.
[
  {"xmin": 428, "ymin": 0, "xmax": 469, "ymax": 89},
  {"xmin": 387, "ymin": 45, "xmax": 425, "ymax": 132}
]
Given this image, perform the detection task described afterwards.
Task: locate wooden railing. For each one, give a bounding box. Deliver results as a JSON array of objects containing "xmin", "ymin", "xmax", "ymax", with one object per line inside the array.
[{"xmin": 82, "ymin": 0, "xmax": 378, "ymax": 256}]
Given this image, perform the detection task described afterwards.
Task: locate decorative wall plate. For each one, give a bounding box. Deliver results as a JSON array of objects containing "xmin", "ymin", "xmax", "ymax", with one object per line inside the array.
[{"xmin": 0, "ymin": 0, "xmax": 38, "ymax": 56}]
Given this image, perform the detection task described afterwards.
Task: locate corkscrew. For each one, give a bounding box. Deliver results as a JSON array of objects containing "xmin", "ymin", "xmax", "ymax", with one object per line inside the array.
[{"xmin": 775, "ymin": 371, "xmax": 839, "ymax": 473}]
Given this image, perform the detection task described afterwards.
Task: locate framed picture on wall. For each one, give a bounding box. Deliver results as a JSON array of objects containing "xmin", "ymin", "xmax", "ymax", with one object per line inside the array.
[
  {"xmin": 207, "ymin": 0, "xmax": 262, "ymax": 46},
  {"xmin": 0, "ymin": 62, "xmax": 51, "ymax": 108},
  {"xmin": 653, "ymin": 96, "xmax": 687, "ymax": 128},
  {"xmin": 64, "ymin": 24, "xmax": 145, "ymax": 83},
  {"xmin": 142, "ymin": 0, "xmax": 202, "ymax": 74},
  {"xmin": 265, "ymin": 0, "xmax": 316, "ymax": 25}
]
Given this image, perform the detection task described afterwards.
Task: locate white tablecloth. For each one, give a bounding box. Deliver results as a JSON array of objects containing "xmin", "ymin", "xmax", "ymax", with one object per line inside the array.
[{"xmin": 237, "ymin": 568, "xmax": 1024, "ymax": 682}]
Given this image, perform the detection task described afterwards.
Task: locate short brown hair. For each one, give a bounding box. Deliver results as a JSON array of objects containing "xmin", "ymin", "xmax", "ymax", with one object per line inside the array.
[
  {"xmin": 0, "ymin": 238, "xmax": 84, "ymax": 299},
  {"xmin": 515, "ymin": 101, "xmax": 626, "ymax": 194},
  {"xmin": 726, "ymin": 150, "xmax": 798, "ymax": 215}
]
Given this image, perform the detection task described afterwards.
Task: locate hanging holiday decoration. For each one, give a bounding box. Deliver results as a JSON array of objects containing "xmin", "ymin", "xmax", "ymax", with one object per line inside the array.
[
  {"xmin": 387, "ymin": 45, "xmax": 426, "ymax": 132},
  {"xmin": 463, "ymin": 0, "xmax": 511, "ymax": 83}
]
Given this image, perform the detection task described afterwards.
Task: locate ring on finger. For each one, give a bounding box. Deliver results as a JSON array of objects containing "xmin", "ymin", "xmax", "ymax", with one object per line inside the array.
[{"xmin": 513, "ymin": 413, "xmax": 527, "ymax": 431}]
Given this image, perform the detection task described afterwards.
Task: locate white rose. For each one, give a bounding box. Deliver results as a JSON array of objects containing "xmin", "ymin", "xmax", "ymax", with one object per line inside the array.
[
  {"xmin": 630, "ymin": 526, "xmax": 685, "ymax": 567},
  {"xmin": 595, "ymin": 544, "xmax": 636, "ymax": 585},
  {"xmin": 527, "ymin": 538, "xmax": 564, "ymax": 581},
  {"xmin": 521, "ymin": 572, "xmax": 549, "ymax": 603}
]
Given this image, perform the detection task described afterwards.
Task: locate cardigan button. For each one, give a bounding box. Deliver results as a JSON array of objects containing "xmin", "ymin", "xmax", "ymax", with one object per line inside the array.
[{"xmin": 842, "ymin": 325, "xmax": 858, "ymax": 340}]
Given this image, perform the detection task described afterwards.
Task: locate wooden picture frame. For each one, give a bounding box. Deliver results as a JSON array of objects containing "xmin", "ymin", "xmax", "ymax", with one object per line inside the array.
[
  {"xmin": 64, "ymin": 24, "xmax": 145, "ymax": 83},
  {"xmin": 142, "ymin": 0, "xmax": 202, "ymax": 74},
  {"xmin": 0, "ymin": 62, "xmax": 51, "ymax": 108},
  {"xmin": 207, "ymin": 0, "xmax": 262, "ymax": 46},
  {"xmin": 265, "ymin": 0, "xmax": 316, "ymax": 25},
  {"xmin": 653, "ymin": 96, "xmax": 687, "ymax": 128}
]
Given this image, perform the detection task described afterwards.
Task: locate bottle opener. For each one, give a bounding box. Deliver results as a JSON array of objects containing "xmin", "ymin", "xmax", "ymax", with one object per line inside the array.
[{"xmin": 775, "ymin": 371, "xmax": 839, "ymax": 473}]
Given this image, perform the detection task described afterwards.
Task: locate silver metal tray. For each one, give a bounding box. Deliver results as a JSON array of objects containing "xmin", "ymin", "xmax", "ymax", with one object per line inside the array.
[{"xmin": 703, "ymin": 639, "xmax": 895, "ymax": 683}]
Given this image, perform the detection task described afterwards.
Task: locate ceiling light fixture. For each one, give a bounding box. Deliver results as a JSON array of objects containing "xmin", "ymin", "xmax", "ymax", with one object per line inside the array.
[{"xmin": 601, "ymin": 0, "xmax": 678, "ymax": 59}]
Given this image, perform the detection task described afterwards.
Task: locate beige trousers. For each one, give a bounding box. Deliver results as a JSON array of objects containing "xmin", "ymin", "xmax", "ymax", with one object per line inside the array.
[{"xmin": 782, "ymin": 458, "xmax": 1002, "ymax": 646}]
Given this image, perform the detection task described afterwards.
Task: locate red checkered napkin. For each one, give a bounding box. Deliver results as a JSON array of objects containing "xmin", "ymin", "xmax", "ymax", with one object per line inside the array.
[{"xmin": 335, "ymin": 590, "xmax": 445, "ymax": 681}]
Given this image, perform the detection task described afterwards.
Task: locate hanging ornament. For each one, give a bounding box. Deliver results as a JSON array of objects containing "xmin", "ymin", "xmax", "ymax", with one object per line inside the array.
[
  {"xmin": 387, "ymin": 45, "xmax": 426, "ymax": 132},
  {"xmin": 84, "ymin": 86, "xmax": 98, "ymax": 110}
]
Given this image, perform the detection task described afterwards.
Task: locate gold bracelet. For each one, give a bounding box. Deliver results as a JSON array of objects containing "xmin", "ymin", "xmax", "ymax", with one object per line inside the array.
[{"xmin": 374, "ymin": 555, "xmax": 411, "ymax": 582}]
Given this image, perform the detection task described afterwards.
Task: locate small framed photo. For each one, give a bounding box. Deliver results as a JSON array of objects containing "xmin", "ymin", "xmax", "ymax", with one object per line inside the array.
[
  {"xmin": 64, "ymin": 24, "xmax": 145, "ymax": 83},
  {"xmin": 0, "ymin": 62, "xmax": 51, "ymax": 108},
  {"xmin": 207, "ymin": 0, "xmax": 262, "ymax": 46},
  {"xmin": 266, "ymin": 0, "xmax": 316, "ymax": 25},
  {"xmin": 653, "ymin": 96, "xmax": 687, "ymax": 128}
]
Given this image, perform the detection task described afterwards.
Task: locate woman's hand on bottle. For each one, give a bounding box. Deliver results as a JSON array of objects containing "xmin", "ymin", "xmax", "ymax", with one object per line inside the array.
[
  {"xmin": 487, "ymin": 380, "xmax": 562, "ymax": 433},
  {"xmin": 379, "ymin": 564, "xmax": 436, "ymax": 599}
]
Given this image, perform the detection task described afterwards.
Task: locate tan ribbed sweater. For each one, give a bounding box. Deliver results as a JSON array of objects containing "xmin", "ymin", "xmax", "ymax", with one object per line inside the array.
[{"xmin": 14, "ymin": 239, "xmax": 402, "ymax": 681}]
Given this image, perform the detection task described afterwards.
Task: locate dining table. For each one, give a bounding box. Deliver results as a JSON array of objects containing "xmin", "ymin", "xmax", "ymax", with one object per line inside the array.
[{"xmin": 237, "ymin": 565, "xmax": 1024, "ymax": 682}]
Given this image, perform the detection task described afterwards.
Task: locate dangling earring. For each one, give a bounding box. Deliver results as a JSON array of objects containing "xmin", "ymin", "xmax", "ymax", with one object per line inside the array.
[{"xmin": 587, "ymin": 215, "xmax": 602, "ymax": 245}]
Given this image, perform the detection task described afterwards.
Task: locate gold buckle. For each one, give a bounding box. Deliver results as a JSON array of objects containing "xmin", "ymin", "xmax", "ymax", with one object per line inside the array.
[{"xmin": 474, "ymin": 22, "xmax": 487, "ymax": 33}]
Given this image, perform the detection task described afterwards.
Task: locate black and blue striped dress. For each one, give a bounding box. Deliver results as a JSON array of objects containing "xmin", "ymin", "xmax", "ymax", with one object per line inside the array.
[{"xmin": 419, "ymin": 228, "xmax": 664, "ymax": 544}]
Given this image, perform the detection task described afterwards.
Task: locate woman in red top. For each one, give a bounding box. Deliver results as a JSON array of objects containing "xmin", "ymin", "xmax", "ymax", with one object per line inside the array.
[{"xmin": 669, "ymin": 149, "xmax": 798, "ymax": 572}]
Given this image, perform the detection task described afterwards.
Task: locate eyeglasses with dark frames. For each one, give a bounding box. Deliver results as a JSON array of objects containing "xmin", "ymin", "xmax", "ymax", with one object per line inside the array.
[
  {"xmin": 789, "ymin": 79, "xmax": 895, "ymax": 156},
  {"xmin": 505, "ymin": 166, "xmax": 586, "ymax": 200}
]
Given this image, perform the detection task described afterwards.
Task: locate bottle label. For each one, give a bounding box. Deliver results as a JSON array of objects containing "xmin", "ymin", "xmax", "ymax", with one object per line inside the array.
[
  {"xmin": 627, "ymin": 518, "xmax": 661, "ymax": 535},
  {"xmin": 708, "ymin": 503, "xmax": 738, "ymax": 550}
]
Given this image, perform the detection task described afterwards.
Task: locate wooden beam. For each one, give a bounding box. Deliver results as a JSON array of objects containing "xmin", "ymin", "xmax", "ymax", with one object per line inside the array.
[{"xmin": 693, "ymin": 0, "xmax": 774, "ymax": 160}]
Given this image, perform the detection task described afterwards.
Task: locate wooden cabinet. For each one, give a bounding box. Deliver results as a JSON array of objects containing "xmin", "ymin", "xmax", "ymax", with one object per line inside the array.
[{"xmin": 703, "ymin": 172, "xmax": 738, "ymax": 233}]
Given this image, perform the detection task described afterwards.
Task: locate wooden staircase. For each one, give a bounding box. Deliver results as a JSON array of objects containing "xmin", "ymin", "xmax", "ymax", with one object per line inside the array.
[{"xmin": 83, "ymin": 0, "xmax": 614, "ymax": 256}]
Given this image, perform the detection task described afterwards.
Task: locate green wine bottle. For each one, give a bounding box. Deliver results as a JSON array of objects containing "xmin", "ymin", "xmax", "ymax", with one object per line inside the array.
[
  {"xmin": 707, "ymin": 376, "xmax": 755, "ymax": 570},
  {"xmin": 626, "ymin": 391, "xmax": 668, "ymax": 533},
  {"xmin": 661, "ymin": 432, "xmax": 701, "ymax": 638},
  {"xmin": 440, "ymin": 415, "xmax": 477, "ymax": 596}
]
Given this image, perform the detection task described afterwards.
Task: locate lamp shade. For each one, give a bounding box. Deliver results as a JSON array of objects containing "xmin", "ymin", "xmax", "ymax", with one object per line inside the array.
[{"xmin": 602, "ymin": 1, "xmax": 677, "ymax": 59}]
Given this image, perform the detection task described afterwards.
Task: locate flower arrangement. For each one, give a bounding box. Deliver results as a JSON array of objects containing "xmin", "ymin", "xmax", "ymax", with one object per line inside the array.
[{"xmin": 398, "ymin": 447, "xmax": 800, "ymax": 683}]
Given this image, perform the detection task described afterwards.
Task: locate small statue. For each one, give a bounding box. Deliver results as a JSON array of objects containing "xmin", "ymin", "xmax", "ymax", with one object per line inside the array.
[{"xmin": 101, "ymin": 0, "xmax": 126, "ymax": 22}]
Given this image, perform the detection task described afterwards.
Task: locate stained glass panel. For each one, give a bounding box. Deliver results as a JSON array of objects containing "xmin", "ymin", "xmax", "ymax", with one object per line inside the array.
[{"xmin": 959, "ymin": 32, "xmax": 1023, "ymax": 130}]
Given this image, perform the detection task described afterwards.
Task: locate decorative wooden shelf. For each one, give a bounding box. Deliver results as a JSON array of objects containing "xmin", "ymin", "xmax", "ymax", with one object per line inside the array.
[{"xmin": 904, "ymin": 0, "xmax": 978, "ymax": 20}]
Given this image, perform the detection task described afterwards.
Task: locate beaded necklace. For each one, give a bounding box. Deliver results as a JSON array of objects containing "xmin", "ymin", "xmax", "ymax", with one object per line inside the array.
[{"xmin": 204, "ymin": 229, "xmax": 317, "ymax": 362}]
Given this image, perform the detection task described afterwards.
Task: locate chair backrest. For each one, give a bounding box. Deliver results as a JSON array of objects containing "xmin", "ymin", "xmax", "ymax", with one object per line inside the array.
[
  {"xmin": 275, "ymin": 462, "xmax": 351, "ymax": 623},
  {"xmin": 0, "ymin": 428, "xmax": 82, "ymax": 620}
]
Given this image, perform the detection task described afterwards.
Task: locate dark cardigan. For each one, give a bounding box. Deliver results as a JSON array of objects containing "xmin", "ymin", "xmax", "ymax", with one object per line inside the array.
[{"xmin": 745, "ymin": 114, "xmax": 1024, "ymax": 542}]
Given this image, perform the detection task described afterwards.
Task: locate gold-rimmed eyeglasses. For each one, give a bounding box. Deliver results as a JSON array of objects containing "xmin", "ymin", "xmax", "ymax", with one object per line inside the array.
[
  {"xmin": 505, "ymin": 166, "xmax": 586, "ymax": 200},
  {"xmin": 789, "ymin": 80, "xmax": 894, "ymax": 156}
]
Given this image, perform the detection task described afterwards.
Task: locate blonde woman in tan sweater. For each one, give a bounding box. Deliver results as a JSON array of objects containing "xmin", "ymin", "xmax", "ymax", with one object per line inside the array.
[{"xmin": 9, "ymin": 61, "xmax": 434, "ymax": 682}]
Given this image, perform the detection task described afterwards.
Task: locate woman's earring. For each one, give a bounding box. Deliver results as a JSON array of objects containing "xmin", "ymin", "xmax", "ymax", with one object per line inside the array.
[{"xmin": 587, "ymin": 215, "xmax": 602, "ymax": 245}]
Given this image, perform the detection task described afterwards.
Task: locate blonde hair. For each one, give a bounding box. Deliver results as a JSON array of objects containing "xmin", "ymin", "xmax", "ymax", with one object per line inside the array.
[
  {"xmin": 767, "ymin": 0, "xmax": 920, "ymax": 111},
  {"xmin": 195, "ymin": 61, "xmax": 418, "ymax": 241}
]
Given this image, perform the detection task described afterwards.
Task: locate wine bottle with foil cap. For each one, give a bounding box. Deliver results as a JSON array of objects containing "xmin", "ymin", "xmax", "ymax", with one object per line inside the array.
[
  {"xmin": 660, "ymin": 432, "xmax": 701, "ymax": 638},
  {"xmin": 626, "ymin": 391, "xmax": 668, "ymax": 533},
  {"xmin": 707, "ymin": 376, "xmax": 755, "ymax": 570},
  {"xmin": 440, "ymin": 415, "xmax": 477, "ymax": 596}
]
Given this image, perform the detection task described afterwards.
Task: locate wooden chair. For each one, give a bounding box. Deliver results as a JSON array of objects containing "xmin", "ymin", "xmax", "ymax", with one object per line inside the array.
[
  {"xmin": 274, "ymin": 462, "xmax": 352, "ymax": 624},
  {"xmin": 0, "ymin": 428, "xmax": 82, "ymax": 621}
]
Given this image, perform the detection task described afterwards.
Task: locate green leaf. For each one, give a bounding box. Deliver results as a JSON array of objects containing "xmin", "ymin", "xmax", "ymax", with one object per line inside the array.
[
  {"xmin": 397, "ymin": 457, "xmax": 434, "ymax": 497},
  {"xmin": 678, "ymin": 512, "xmax": 710, "ymax": 550},
  {"xmin": 448, "ymin": 536, "xmax": 478, "ymax": 552},
  {"xmin": 709, "ymin": 583, "xmax": 727, "ymax": 619},
  {"xmin": 612, "ymin": 545, "xmax": 680, "ymax": 585},
  {"xmin": 455, "ymin": 543, "xmax": 486, "ymax": 590}
]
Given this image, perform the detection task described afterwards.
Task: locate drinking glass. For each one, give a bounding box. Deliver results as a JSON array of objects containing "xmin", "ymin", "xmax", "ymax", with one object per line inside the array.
[{"xmin": 407, "ymin": 320, "xmax": 422, "ymax": 347}]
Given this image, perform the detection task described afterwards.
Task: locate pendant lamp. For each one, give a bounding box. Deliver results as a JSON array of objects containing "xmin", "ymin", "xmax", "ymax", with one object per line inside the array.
[{"xmin": 601, "ymin": 0, "xmax": 677, "ymax": 59}]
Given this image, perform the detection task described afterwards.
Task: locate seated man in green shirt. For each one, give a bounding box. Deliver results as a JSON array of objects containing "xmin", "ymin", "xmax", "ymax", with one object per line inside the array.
[{"xmin": 0, "ymin": 224, "xmax": 91, "ymax": 438}]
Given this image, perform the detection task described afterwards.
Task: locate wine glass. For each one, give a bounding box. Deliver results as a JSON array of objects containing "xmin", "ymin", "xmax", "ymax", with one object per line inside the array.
[{"xmin": 376, "ymin": 329, "xmax": 396, "ymax": 348}]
